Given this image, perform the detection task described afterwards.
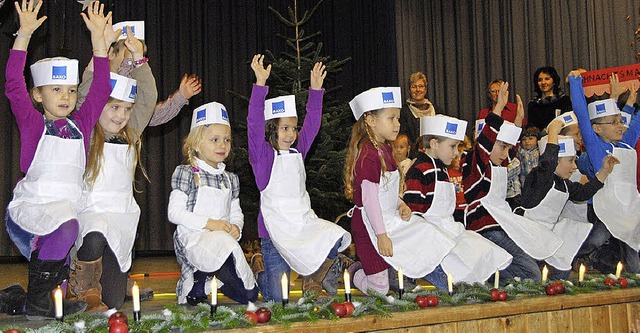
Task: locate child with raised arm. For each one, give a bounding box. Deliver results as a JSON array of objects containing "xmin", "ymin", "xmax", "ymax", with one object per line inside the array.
[
  {"xmin": 568, "ymin": 70, "xmax": 640, "ymax": 273},
  {"xmin": 344, "ymin": 88, "xmax": 454, "ymax": 294},
  {"xmin": 4, "ymin": 0, "xmax": 111, "ymax": 319},
  {"xmin": 169, "ymin": 102, "xmax": 258, "ymax": 306},
  {"xmin": 516, "ymin": 119, "xmax": 617, "ymax": 279},
  {"xmin": 247, "ymin": 55, "xmax": 350, "ymax": 300}
]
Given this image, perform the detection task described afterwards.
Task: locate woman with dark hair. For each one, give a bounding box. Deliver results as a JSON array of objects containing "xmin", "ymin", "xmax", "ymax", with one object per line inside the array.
[{"xmin": 527, "ymin": 66, "xmax": 572, "ymax": 130}]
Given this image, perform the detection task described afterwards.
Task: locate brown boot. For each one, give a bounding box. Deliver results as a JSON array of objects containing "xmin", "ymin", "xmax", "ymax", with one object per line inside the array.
[
  {"xmin": 302, "ymin": 258, "xmax": 335, "ymax": 296},
  {"xmin": 68, "ymin": 258, "xmax": 108, "ymax": 311}
]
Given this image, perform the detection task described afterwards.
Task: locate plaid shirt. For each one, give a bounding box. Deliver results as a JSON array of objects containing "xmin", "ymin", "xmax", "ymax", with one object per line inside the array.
[{"xmin": 171, "ymin": 164, "xmax": 240, "ymax": 212}]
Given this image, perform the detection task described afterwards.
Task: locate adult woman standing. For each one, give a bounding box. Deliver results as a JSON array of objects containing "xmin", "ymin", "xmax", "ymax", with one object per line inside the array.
[
  {"xmin": 400, "ymin": 72, "xmax": 436, "ymax": 145},
  {"xmin": 527, "ymin": 66, "xmax": 572, "ymax": 131}
]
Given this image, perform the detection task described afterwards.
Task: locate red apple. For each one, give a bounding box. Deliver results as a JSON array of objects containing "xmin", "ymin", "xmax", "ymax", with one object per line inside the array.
[
  {"xmin": 109, "ymin": 322, "xmax": 129, "ymax": 333},
  {"xmin": 618, "ymin": 277, "xmax": 629, "ymax": 288},
  {"xmin": 497, "ymin": 291, "xmax": 508, "ymax": 301},
  {"xmin": 343, "ymin": 302, "xmax": 355, "ymax": 316},
  {"xmin": 332, "ymin": 303, "xmax": 347, "ymax": 317},
  {"xmin": 426, "ymin": 295, "xmax": 439, "ymax": 307},
  {"xmin": 545, "ymin": 284, "xmax": 557, "ymax": 295},
  {"xmin": 552, "ymin": 281, "xmax": 565, "ymax": 294},
  {"xmin": 4, "ymin": 330, "xmax": 21, "ymax": 333},
  {"xmin": 109, "ymin": 311, "xmax": 128, "ymax": 326},
  {"xmin": 490, "ymin": 288, "xmax": 500, "ymax": 301},
  {"xmin": 605, "ymin": 277, "xmax": 617, "ymax": 286},
  {"xmin": 415, "ymin": 295, "xmax": 428, "ymax": 308},
  {"xmin": 256, "ymin": 307, "xmax": 272, "ymax": 323},
  {"xmin": 244, "ymin": 311, "xmax": 258, "ymax": 324}
]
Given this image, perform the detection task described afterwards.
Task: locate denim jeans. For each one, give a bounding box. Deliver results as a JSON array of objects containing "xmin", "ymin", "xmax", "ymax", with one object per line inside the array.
[
  {"xmin": 423, "ymin": 264, "xmax": 448, "ymax": 290},
  {"xmin": 6, "ymin": 210, "xmax": 33, "ymax": 259},
  {"xmin": 259, "ymin": 238, "xmax": 291, "ymax": 302},
  {"xmin": 481, "ymin": 229, "xmax": 541, "ymax": 282}
]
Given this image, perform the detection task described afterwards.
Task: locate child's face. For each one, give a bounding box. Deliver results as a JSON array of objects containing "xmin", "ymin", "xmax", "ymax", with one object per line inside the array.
[
  {"xmin": 593, "ymin": 115, "xmax": 625, "ymax": 143},
  {"xmin": 277, "ymin": 117, "xmax": 298, "ymax": 150},
  {"xmin": 521, "ymin": 135, "xmax": 538, "ymax": 151},
  {"xmin": 555, "ymin": 156, "xmax": 577, "ymax": 179},
  {"xmin": 562, "ymin": 124, "xmax": 583, "ymax": 151},
  {"xmin": 392, "ymin": 138, "xmax": 409, "ymax": 162},
  {"xmin": 430, "ymin": 138, "xmax": 460, "ymax": 166},
  {"xmin": 99, "ymin": 100, "xmax": 133, "ymax": 134},
  {"xmin": 366, "ymin": 108, "xmax": 400, "ymax": 143},
  {"xmin": 33, "ymin": 85, "xmax": 78, "ymax": 120},
  {"xmin": 197, "ymin": 124, "xmax": 232, "ymax": 167},
  {"xmin": 490, "ymin": 141, "xmax": 513, "ymax": 166}
]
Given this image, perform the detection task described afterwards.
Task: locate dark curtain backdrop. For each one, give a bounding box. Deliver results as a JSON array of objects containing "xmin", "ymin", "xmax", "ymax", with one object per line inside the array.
[
  {"xmin": 395, "ymin": 0, "xmax": 640, "ymax": 124},
  {"xmin": 0, "ymin": 0, "xmax": 397, "ymax": 256}
]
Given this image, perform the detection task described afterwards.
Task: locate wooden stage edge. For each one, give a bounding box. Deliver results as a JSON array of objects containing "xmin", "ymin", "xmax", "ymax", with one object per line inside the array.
[{"xmin": 222, "ymin": 288, "xmax": 640, "ymax": 332}]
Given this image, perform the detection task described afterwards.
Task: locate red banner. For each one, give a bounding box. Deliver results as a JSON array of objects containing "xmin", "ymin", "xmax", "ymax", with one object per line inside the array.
[{"xmin": 581, "ymin": 63, "xmax": 640, "ymax": 97}]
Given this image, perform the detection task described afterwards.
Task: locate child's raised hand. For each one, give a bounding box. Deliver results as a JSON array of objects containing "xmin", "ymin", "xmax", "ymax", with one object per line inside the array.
[
  {"xmin": 14, "ymin": 0, "xmax": 47, "ymax": 36},
  {"xmin": 547, "ymin": 119, "xmax": 564, "ymax": 135},
  {"xmin": 205, "ymin": 219, "xmax": 232, "ymax": 233},
  {"xmin": 376, "ymin": 233, "xmax": 393, "ymax": 257},
  {"xmin": 596, "ymin": 154, "xmax": 620, "ymax": 182},
  {"xmin": 80, "ymin": 1, "xmax": 109, "ymax": 37},
  {"xmin": 123, "ymin": 26, "xmax": 144, "ymax": 60},
  {"xmin": 251, "ymin": 54, "xmax": 271, "ymax": 86},
  {"xmin": 179, "ymin": 74, "xmax": 202, "ymax": 100},
  {"xmin": 492, "ymin": 81, "xmax": 509, "ymax": 116},
  {"xmin": 568, "ymin": 70, "xmax": 583, "ymax": 79},
  {"xmin": 627, "ymin": 83, "xmax": 637, "ymax": 106},
  {"xmin": 229, "ymin": 224, "xmax": 241, "ymax": 239},
  {"xmin": 103, "ymin": 14, "xmax": 121, "ymax": 49},
  {"xmin": 609, "ymin": 73, "xmax": 626, "ymax": 101},
  {"xmin": 398, "ymin": 202, "xmax": 411, "ymax": 221},
  {"xmin": 310, "ymin": 62, "xmax": 327, "ymax": 90},
  {"xmin": 516, "ymin": 93, "xmax": 525, "ymax": 121}
]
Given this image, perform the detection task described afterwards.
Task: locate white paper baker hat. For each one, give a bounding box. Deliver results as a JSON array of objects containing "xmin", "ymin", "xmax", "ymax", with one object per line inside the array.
[
  {"xmin": 420, "ymin": 116, "xmax": 468, "ymax": 141},
  {"xmin": 190, "ymin": 102, "xmax": 230, "ymax": 130},
  {"xmin": 554, "ymin": 111, "xmax": 578, "ymax": 128},
  {"xmin": 475, "ymin": 119, "xmax": 486, "ymax": 139},
  {"xmin": 538, "ymin": 135, "xmax": 576, "ymax": 157},
  {"xmin": 587, "ymin": 99, "xmax": 620, "ymax": 120},
  {"xmin": 349, "ymin": 87, "xmax": 402, "ymax": 120},
  {"xmin": 264, "ymin": 95, "xmax": 296, "ymax": 120},
  {"xmin": 109, "ymin": 73, "xmax": 137, "ymax": 103},
  {"xmin": 30, "ymin": 58, "xmax": 79, "ymax": 87},
  {"xmin": 113, "ymin": 21, "xmax": 145, "ymax": 40},
  {"xmin": 621, "ymin": 111, "xmax": 632, "ymax": 128},
  {"xmin": 496, "ymin": 121, "xmax": 522, "ymax": 146}
]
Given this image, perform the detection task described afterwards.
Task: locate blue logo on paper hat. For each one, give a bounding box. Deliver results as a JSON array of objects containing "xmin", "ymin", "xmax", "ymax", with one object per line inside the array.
[
  {"xmin": 382, "ymin": 92, "xmax": 395, "ymax": 104},
  {"xmin": 52, "ymin": 66, "xmax": 67, "ymax": 80},
  {"xmin": 122, "ymin": 26, "xmax": 135, "ymax": 37},
  {"xmin": 196, "ymin": 109, "xmax": 206, "ymax": 123},
  {"xmin": 272, "ymin": 101, "xmax": 285, "ymax": 114},
  {"xmin": 221, "ymin": 108, "xmax": 229, "ymax": 121},
  {"xmin": 477, "ymin": 123, "xmax": 485, "ymax": 132},
  {"xmin": 110, "ymin": 78, "xmax": 117, "ymax": 90},
  {"xmin": 129, "ymin": 85, "xmax": 137, "ymax": 99},
  {"xmin": 563, "ymin": 115, "xmax": 573, "ymax": 123},
  {"xmin": 445, "ymin": 122, "xmax": 458, "ymax": 135},
  {"xmin": 595, "ymin": 103, "xmax": 606, "ymax": 114},
  {"xmin": 558, "ymin": 142, "xmax": 566, "ymax": 154}
]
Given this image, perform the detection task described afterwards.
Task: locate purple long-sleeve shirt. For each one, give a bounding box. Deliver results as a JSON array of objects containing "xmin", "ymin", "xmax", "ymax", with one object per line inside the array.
[
  {"xmin": 247, "ymin": 84, "xmax": 324, "ymax": 238},
  {"xmin": 6, "ymin": 50, "xmax": 111, "ymax": 173}
]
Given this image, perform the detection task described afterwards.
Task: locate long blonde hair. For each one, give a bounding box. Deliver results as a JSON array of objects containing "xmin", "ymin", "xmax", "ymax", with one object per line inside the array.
[
  {"xmin": 343, "ymin": 110, "xmax": 388, "ymax": 201},
  {"xmin": 182, "ymin": 124, "xmax": 232, "ymax": 187},
  {"xmin": 85, "ymin": 122, "xmax": 148, "ymax": 190}
]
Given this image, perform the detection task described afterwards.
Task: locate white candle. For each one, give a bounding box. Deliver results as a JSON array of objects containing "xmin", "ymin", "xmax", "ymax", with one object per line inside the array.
[
  {"xmin": 281, "ymin": 273, "xmax": 288, "ymax": 301},
  {"xmin": 398, "ymin": 268, "xmax": 404, "ymax": 290},
  {"xmin": 542, "ymin": 265, "xmax": 549, "ymax": 283},
  {"xmin": 616, "ymin": 261, "xmax": 623, "ymax": 278},
  {"xmin": 494, "ymin": 270, "xmax": 500, "ymax": 289},
  {"xmin": 54, "ymin": 286, "xmax": 63, "ymax": 319},
  {"xmin": 579, "ymin": 264, "xmax": 585, "ymax": 283},
  {"xmin": 132, "ymin": 282, "xmax": 140, "ymax": 312},
  {"xmin": 343, "ymin": 270, "xmax": 351, "ymax": 294},
  {"xmin": 211, "ymin": 276, "xmax": 217, "ymax": 305},
  {"xmin": 447, "ymin": 272, "xmax": 453, "ymax": 294}
]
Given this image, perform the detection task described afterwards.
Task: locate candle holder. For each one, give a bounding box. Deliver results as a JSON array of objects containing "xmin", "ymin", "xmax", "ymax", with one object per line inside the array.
[
  {"xmin": 210, "ymin": 304, "xmax": 217, "ymax": 318},
  {"xmin": 398, "ymin": 288, "xmax": 404, "ymax": 300},
  {"xmin": 133, "ymin": 310, "xmax": 141, "ymax": 322},
  {"xmin": 56, "ymin": 315, "xmax": 64, "ymax": 322},
  {"xmin": 282, "ymin": 298, "xmax": 289, "ymax": 307},
  {"xmin": 345, "ymin": 293, "xmax": 352, "ymax": 302}
]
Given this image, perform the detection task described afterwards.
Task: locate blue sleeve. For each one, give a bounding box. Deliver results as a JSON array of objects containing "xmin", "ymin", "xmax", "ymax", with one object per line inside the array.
[
  {"xmin": 569, "ymin": 75, "xmax": 606, "ymax": 175},
  {"xmin": 622, "ymin": 104, "xmax": 640, "ymax": 145}
]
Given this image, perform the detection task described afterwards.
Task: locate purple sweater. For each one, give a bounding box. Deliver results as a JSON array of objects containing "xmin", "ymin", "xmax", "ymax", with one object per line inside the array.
[
  {"xmin": 5, "ymin": 50, "xmax": 111, "ymax": 173},
  {"xmin": 247, "ymin": 84, "xmax": 324, "ymax": 238}
]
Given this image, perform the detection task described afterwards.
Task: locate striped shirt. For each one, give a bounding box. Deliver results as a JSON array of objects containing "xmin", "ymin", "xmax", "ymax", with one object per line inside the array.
[{"xmin": 403, "ymin": 152, "xmax": 449, "ymax": 213}]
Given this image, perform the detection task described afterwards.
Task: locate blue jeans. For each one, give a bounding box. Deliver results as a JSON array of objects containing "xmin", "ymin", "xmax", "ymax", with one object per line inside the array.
[
  {"xmin": 6, "ymin": 210, "xmax": 34, "ymax": 259},
  {"xmin": 259, "ymin": 238, "xmax": 291, "ymax": 302},
  {"xmin": 423, "ymin": 264, "xmax": 448, "ymax": 290},
  {"xmin": 481, "ymin": 229, "xmax": 541, "ymax": 282}
]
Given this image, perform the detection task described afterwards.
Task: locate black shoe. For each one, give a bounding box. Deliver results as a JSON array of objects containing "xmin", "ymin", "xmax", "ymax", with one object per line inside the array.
[
  {"xmin": 186, "ymin": 295, "xmax": 208, "ymax": 306},
  {"xmin": 186, "ymin": 270, "xmax": 211, "ymax": 306},
  {"xmin": 0, "ymin": 284, "xmax": 26, "ymax": 315}
]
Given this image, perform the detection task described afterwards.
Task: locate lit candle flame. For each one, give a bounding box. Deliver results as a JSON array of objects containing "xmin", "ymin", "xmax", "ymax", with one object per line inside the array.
[
  {"xmin": 281, "ymin": 273, "xmax": 288, "ymax": 301},
  {"xmin": 494, "ymin": 269, "xmax": 500, "ymax": 289},
  {"xmin": 54, "ymin": 286, "xmax": 63, "ymax": 319},
  {"xmin": 343, "ymin": 270, "xmax": 351, "ymax": 294},
  {"xmin": 616, "ymin": 261, "xmax": 623, "ymax": 279},
  {"xmin": 398, "ymin": 268, "xmax": 404, "ymax": 290},
  {"xmin": 211, "ymin": 276, "xmax": 217, "ymax": 305},
  {"xmin": 132, "ymin": 282, "xmax": 140, "ymax": 312},
  {"xmin": 542, "ymin": 265, "xmax": 549, "ymax": 283},
  {"xmin": 579, "ymin": 264, "xmax": 585, "ymax": 283}
]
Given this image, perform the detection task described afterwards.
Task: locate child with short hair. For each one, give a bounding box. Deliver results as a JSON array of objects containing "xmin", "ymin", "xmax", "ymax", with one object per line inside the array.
[
  {"xmin": 168, "ymin": 102, "xmax": 258, "ymax": 305},
  {"xmin": 5, "ymin": 0, "xmax": 112, "ymax": 319},
  {"xmin": 248, "ymin": 55, "xmax": 350, "ymax": 300},
  {"xmin": 517, "ymin": 126, "xmax": 540, "ymax": 186},
  {"xmin": 568, "ymin": 70, "xmax": 640, "ymax": 273},
  {"xmin": 392, "ymin": 133, "xmax": 412, "ymax": 177}
]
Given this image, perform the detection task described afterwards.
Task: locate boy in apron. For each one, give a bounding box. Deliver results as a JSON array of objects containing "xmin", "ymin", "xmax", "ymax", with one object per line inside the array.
[
  {"xmin": 168, "ymin": 102, "xmax": 258, "ymax": 305},
  {"xmin": 5, "ymin": 1, "xmax": 112, "ymax": 319},
  {"xmin": 568, "ymin": 71, "xmax": 640, "ymax": 274},
  {"xmin": 404, "ymin": 116, "xmax": 512, "ymax": 284},
  {"xmin": 247, "ymin": 55, "xmax": 351, "ymax": 300},
  {"xmin": 462, "ymin": 82, "xmax": 562, "ymax": 284},
  {"xmin": 516, "ymin": 118, "xmax": 618, "ymax": 279}
]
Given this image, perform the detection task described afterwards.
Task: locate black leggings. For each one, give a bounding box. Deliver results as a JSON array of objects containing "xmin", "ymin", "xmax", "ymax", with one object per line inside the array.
[{"xmin": 77, "ymin": 232, "xmax": 128, "ymax": 309}]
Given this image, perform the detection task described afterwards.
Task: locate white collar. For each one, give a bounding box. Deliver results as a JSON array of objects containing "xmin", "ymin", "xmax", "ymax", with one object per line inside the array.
[{"xmin": 195, "ymin": 157, "xmax": 225, "ymax": 175}]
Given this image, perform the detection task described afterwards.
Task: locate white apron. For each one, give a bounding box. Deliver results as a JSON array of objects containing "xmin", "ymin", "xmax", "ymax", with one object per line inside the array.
[
  {"xmin": 360, "ymin": 169, "xmax": 456, "ymax": 278},
  {"xmin": 422, "ymin": 162, "xmax": 512, "ymax": 283},
  {"xmin": 76, "ymin": 143, "xmax": 140, "ymax": 271},
  {"xmin": 593, "ymin": 147, "xmax": 640, "ymax": 251},
  {"xmin": 260, "ymin": 150, "xmax": 351, "ymax": 275},
  {"xmin": 523, "ymin": 179, "xmax": 592, "ymax": 270},
  {"xmin": 559, "ymin": 170, "xmax": 589, "ymax": 223},
  {"xmin": 8, "ymin": 120, "xmax": 85, "ymax": 235},
  {"xmin": 480, "ymin": 165, "xmax": 563, "ymax": 260}
]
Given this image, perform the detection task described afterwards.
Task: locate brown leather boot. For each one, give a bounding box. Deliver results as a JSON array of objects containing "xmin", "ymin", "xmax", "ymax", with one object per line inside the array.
[
  {"xmin": 68, "ymin": 258, "xmax": 108, "ymax": 311},
  {"xmin": 302, "ymin": 258, "xmax": 335, "ymax": 296}
]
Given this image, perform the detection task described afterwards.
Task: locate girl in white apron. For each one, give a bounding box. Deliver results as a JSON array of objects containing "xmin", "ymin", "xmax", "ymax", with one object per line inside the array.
[
  {"xmin": 70, "ymin": 70, "xmax": 151, "ymax": 311},
  {"xmin": 5, "ymin": 2, "xmax": 113, "ymax": 319},
  {"xmin": 344, "ymin": 88, "xmax": 455, "ymax": 294},
  {"xmin": 404, "ymin": 116, "xmax": 512, "ymax": 284},
  {"xmin": 517, "ymin": 119, "xmax": 617, "ymax": 279},
  {"xmin": 168, "ymin": 102, "xmax": 258, "ymax": 305},
  {"xmin": 247, "ymin": 55, "xmax": 351, "ymax": 299}
]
